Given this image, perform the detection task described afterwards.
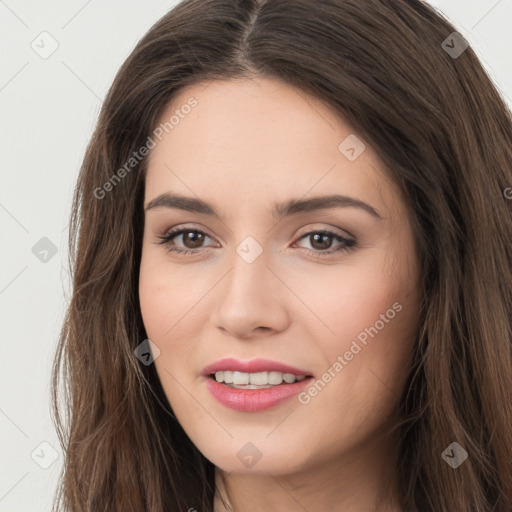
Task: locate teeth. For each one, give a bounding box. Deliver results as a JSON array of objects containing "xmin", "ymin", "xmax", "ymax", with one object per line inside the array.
[
  {"xmin": 233, "ymin": 371, "xmax": 249, "ymax": 385},
  {"xmin": 268, "ymin": 371, "xmax": 283, "ymax": 385},
  {"xmin": 213, "ymin": 370, "xmax": 307, "ymax": 386},
  {"xmin": 249, "ymin": 372, "xmax": 268, "ymax": 385}
]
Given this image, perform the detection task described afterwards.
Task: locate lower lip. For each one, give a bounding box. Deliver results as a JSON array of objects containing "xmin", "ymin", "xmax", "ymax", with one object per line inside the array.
[{"xmin": 204, "ymin": 376, "xmax": 313, "ymax": 412}]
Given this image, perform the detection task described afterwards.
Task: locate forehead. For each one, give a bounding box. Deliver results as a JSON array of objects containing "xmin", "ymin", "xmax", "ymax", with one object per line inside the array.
[{"xmin": 145, "ymin": 77, "xmax": 399, "ymax": 220}]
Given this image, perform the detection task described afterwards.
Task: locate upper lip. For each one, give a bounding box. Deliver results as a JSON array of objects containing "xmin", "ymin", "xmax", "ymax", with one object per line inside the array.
[{"xmin": 202, "ymin": 358, "xmax": 313, "ymax": 377}]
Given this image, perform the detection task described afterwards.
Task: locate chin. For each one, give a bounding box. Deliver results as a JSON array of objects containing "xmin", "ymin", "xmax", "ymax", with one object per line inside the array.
[{"xmin": 195, "ymin": 434, "xmax": 315, "ymax": 475}]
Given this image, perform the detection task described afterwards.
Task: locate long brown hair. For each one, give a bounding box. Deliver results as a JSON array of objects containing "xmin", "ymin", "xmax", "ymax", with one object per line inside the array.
[{"xmin": 51, "ymin": 0, "xmax": 512, "ymax": 510}]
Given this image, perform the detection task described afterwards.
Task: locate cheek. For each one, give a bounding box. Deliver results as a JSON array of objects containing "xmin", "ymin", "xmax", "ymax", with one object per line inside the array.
[
  {"xmin": 288, "ymin": 256, "xmax": 411, "ymax": 351},
  {"xmin": 139, "ymin": 273, "xmax": 172, "ymax": 341},
  {"xmin": 293, "ymin": 251, "xmax": 419, "ymax": 411},
  {"xmin": 139, "ymin": 258, "xmax": 189, "ymax": 386},
  {"xmin": 138, "ymin": 249, "xmax": 202, "ymax": 341},
  {"xmin": 138, "ymin": 253, "xmax": 212, "ymax": 388},
  {"xmin": 139, "ymin": 262, "xmax": 198, "ymax": 405}
]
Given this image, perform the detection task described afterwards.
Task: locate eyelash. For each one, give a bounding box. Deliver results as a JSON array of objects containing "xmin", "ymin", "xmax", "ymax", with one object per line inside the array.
[{"xmin": 155, "ymin": 226, "xmax": 356, "ymax": 257}]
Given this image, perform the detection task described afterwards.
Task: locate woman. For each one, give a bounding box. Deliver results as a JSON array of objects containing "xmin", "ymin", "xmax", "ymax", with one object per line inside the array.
[{"xmin": 51, "ymin": 0, "xmax": 512, "ymax": 510}]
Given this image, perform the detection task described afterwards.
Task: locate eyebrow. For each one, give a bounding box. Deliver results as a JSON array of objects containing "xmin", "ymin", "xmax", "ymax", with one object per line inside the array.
[{"xmin": 144, "ymin": 192, "xmax": 384, "ymax": 220}]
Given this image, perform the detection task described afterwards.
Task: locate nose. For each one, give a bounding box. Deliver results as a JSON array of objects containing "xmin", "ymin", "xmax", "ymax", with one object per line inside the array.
[{"xmin": 210, "ymin": 247, "xmax": 290, "ymax": 340}]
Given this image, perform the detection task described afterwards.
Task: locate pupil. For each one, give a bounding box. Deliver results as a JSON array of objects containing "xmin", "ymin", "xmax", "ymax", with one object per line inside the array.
[
  {"xmin": 184, "ymin": 231, "xmax": 204, "ymax": 248},
  {"xmin": 311, "ymin": 233, "xmax": 331, "ymax": 250}
]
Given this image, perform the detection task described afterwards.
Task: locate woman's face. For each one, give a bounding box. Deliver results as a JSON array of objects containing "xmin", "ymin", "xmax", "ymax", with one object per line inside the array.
[{"xmin": 139, "ymin": 77, "xmax": 420, "ymax": 475}]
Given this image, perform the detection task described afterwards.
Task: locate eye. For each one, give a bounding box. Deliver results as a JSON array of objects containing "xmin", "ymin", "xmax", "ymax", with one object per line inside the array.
[
  {"xmin": 154, "ymin": 227, "xmax": 356, "ymax": 257},
  {"xmin": 294, "ymin": 230, "xmax": 356, "ymax": 256},
  {"xmin": 155, "ymin": 227, "xmax": 216, "ymax": 255}
]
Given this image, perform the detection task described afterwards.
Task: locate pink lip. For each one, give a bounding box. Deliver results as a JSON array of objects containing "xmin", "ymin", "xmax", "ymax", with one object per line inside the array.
[
  {"xmin": 202, "ymin": 358, "xmax": 314, "ymax": 412},
  {"xmin": 204, "ymin": 376, "xmax": 313, "ymax": 412},
  {"xmin": 201, "ymin": 358, "xmax": 313, "ymax": 377}
]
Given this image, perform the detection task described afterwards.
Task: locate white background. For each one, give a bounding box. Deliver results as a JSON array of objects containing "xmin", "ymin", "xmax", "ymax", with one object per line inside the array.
[{"xmin": 1, "ymin": 1, "xmax": 511, "ymax": 510}]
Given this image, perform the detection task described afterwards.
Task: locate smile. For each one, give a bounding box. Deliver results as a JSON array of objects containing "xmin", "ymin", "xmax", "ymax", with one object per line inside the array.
[{"xmin": 212, "ymin": 370, "xmax": 306, "ymax": 388}]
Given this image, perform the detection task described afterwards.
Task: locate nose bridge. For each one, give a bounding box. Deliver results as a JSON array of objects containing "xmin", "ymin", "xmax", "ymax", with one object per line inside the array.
[
  {"xmin": 211, "ymin": 235, "xmax": 288, "ymax": 337},
  {"xmin": 224, "ymin": 236, "xmax": 271, "ymax": 302}
]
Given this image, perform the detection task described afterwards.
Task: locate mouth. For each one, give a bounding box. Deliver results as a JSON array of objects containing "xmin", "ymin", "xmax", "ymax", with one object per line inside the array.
[
  {"xmin": 202, "ymin": 359, "xmax": 315, "ymax": 412},
  {"xmin": 203, "ymin": 364, "xmax": 314, "ymax": 413}
]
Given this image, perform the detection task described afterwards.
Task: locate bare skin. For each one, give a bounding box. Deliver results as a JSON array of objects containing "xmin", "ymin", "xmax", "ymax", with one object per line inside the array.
[{"xmin": 139, "ymin": 77, "xmax": 421, "ymax": 512}]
